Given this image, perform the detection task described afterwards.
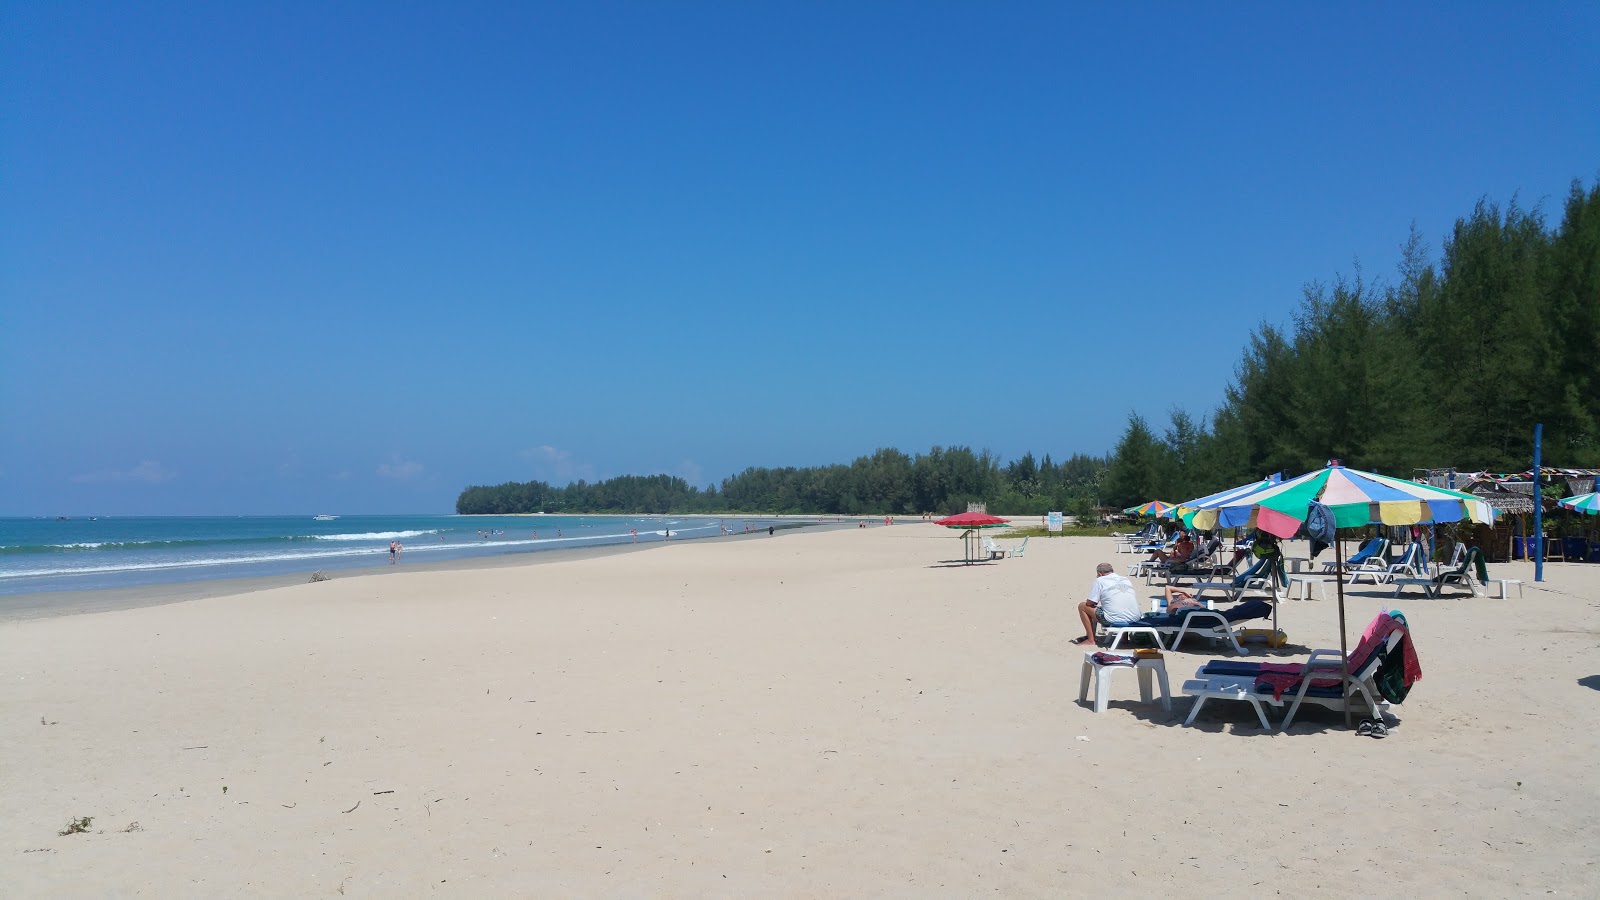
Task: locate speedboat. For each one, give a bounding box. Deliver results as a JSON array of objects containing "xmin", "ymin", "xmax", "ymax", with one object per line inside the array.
[{"xmin": 313, "ymin": 514, "xmax": 339, "ymax": 521}]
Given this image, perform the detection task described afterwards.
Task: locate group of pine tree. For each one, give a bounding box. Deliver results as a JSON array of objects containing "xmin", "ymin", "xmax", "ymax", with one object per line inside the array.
[{"xmin": 458, "ymin": 179, "xmax": 1600, "ymax": 517}]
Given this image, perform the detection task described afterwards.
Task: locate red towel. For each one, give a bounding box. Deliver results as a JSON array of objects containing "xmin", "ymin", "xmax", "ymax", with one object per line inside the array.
[
  {"xmin": 1255, "ymin": 663, "xmax": 1339, "ymax": 701},
  {"xmin": 1358, "ymin": 613, "xmax": 1423, "ymax": 686},
  {"xmin": 1254, "ymin": 613, "xmax": 1422, "ymax": 701}
]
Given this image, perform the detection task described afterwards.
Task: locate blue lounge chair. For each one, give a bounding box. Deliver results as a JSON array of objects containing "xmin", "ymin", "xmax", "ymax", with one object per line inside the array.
[{"xmin": 1322, "ymin": 537, "xmax": 1388, "ymax": 574}]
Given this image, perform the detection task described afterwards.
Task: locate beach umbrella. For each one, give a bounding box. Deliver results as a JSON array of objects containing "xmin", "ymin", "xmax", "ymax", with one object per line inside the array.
[
  {"xmin": 1559, "ymin": 492, "xmax": 1600, "ymax": 515},
  {"xmin": 1189, "ymin": 462, "xmax": 1495, "ymax": 728},
  {"xmin": 1172, "ymin": 478, "xmax": 1275, "ymax": 529},
  {"xmin": 933, "ymin": 512, "xmax": 1011, "ymax": 564},
  {"xmin": 1123, "ymin": 500, "xmax": 1174, "ymax": 518},
  {"xmin": 1188, "ymin": 465, "xmax": 1495, "ymax": 538}
]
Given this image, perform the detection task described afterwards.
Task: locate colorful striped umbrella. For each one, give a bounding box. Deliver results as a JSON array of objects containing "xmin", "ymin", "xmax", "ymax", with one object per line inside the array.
[
  {"xmin": 1190, "ymin": 464, "xmax": 1496, "ymax": 538},
  {"xmin": 1172, "ymin": 479, "xmax": 1274, "ymax": 528},
  {"xmin": 1122, "ymin": 500, "xmax": 1174, "ymax": 517},
  {"xmin": 1188, "ymin": 462, "xmax": 1493, "ymax": 730},
  {"xmin": 1559, "ymin": 492, "xmax": 1600, "ymax": 515}
]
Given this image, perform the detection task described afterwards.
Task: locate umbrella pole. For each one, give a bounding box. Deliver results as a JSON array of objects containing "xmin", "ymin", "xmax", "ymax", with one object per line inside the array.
[{"xmin": 1336, "ymin": 533, "xmax": 1352, "ymax": 729}]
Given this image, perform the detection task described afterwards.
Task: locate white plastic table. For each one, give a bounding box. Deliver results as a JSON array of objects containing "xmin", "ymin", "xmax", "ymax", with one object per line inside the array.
[
  {"xmin": 1285, "ymin": 576, "xmax": 1326, "ymax": 601},
  {"xmin": 1078, "ymin": 651, "xmax": 1172, "ymax": 714}
]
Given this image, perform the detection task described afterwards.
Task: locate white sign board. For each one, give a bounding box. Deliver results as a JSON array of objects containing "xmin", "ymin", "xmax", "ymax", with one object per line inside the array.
[{"xmin": 1047, "ymin": 511, "xmax": 1063, "ymax": 533}]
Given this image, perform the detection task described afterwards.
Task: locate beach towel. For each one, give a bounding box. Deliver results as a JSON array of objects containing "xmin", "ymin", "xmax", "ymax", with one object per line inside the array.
[
  {"xmin": 1306, "ymin": 502, "xmax": 1337, "ymax": 559},
  {"xmin": 1360, "ymin": 611, "xmax": 1422, "ymax": 701},
  {"xmin": 1091, "ymin": 652, "xmax": 1135, "ymax": 666},
  {"xmin": 1134, "ymin": 598, "xmax": 1273, "ymax": 629},
  {"xmin": 1255, "ymin": 663, "xmax": 1339, "ymax": 701}
]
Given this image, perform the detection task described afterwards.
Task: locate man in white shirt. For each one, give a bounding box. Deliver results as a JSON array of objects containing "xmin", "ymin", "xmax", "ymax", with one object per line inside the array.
[{"xmin": 1074, "ymin": 562, "xmax": 1142, "ymax": 645}]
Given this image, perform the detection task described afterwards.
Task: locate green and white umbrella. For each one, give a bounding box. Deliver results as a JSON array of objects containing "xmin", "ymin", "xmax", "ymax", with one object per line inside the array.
[{"xmin": 1559, "ymin": 492, "xmax": 1600, "ymax": 515}]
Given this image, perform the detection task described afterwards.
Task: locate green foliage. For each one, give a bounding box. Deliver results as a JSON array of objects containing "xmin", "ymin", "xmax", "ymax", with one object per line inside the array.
[
  {"xmin": 454, "ymin": 178, "xmax": 1600, "ymax": 519},
  {"xmin": 1102, "ymin": 414, "xmax": 1172, "ymax": 508},
  {"xmin": 1102, "ymin": 177, "xmax": 1600, "ymax": 503},
  {"xmin": 457, "ymin": 447, "xmax": 1111, "ymax": 515}
]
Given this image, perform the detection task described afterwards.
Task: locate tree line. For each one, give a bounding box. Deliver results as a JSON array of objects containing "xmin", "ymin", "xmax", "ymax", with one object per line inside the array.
[
  {"xmin": 459, "ymin": 177, "xmax": 1599, "ymax": 517},
  {"xmin": 455, "ymin": 448, "xmax": 1110, "ymax": 517},
  {"xmin": 1101, "ymin": 178, "xmax": 1600, "ymax": 508}
]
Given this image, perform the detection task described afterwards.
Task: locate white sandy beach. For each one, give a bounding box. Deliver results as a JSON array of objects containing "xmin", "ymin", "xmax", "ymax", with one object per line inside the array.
[{"xmin": 3, "ymin": 526, "xmax": 1598, "ymax": 897}]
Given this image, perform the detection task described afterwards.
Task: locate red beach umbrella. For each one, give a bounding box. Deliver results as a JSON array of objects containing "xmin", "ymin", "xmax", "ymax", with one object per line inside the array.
[
  {"xmin": 933, "ymin": 512, "xmax": 1011, "ymax": 529},
  {"xmin": 933, "ymin": 512, "xmax": 1011, "ymax": 563}
]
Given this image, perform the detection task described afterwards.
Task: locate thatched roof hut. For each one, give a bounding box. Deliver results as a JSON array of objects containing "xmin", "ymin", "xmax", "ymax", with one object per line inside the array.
[{"xmin": 1465, "ymin": 480, "xmax": 1536, "ymax": 515}]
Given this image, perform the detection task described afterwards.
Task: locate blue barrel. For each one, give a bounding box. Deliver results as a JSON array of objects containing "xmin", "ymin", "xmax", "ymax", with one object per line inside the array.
[
  {"xmin": 1512, "ymin": 536, "xmax": 1526, "ymax": 559},
  {"xmin": 1568, "ymin": 536, "xmax": 1589, "ymax": 562}
]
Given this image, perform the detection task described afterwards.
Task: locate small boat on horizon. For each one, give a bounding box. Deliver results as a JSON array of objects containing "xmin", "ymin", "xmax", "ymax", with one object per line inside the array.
[{"xmin": 313, "ymin": 514, "xmax": 339, "ymax": 521}]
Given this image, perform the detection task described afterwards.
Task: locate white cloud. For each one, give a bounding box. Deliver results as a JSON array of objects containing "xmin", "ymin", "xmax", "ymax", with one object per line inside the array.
[
  {"xmin": 376, "ymin": 454, "xmax": 425, "ymax": 480},
  {"xmin": 71, "ymin": 460, "xmax": 177, "ymax": 485},
  {"xmin": 519, "ymin": 445, "xmax": 596, "ymax": 483}
]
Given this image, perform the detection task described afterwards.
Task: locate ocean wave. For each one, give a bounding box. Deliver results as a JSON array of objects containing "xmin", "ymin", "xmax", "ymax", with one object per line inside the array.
[
  {"xmin": 0, "ymin": 532, "xmax": 652, "ymax": 579},
  {"xmin": 0, "ymin": 523, "xmax": 731, "ymax": 581},
  {"xmin": 311, "ymin": 530, "xmax": 441, "ymax": 542}
]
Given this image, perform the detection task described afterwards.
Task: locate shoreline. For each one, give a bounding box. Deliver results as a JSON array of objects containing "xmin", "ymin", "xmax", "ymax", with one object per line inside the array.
[
  {"xmin": 0, "ymin": 525, "xmax": 823, "ymax": 623},
  {"xmin": 4, "ymin": 528, "xmax": 1594, "ymax": 895}
]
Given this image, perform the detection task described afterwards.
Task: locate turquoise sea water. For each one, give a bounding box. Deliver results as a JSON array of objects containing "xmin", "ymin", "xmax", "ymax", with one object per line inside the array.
[{"xmin": 0, "ymin": 514, "xmax": 812, "ymax": 595}]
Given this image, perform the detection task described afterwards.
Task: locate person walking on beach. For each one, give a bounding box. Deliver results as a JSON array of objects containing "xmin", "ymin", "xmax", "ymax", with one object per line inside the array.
[{"xmin": 1073, "ymin": 562, "xmax": 1140, "ymax": 645}]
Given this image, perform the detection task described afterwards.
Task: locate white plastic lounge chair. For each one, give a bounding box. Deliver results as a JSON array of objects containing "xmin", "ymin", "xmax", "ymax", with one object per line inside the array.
[
  {"xmin": 1349, "ymin": 542, "xmax": 1427, "ymax": 586},
  {"xmin": 980, "ymin": 535, "xmax": 1006, "ymax": 560},
  {"xmin": 1006, "ymin": 536, "xmax": 1029, "ymax": 558},
  {"xmin": 1322, "ymin": 537, "xmax": 1389, "ymax": 575},
  {"xmin": 1392, "ymin": 547, "xmax": 1487, "ymax": 598},
  {"xmin": 1103, "ymin": 599, "xmax": 1275, "ymax": 656},
  {"xmin": 1181, "ymin": 626, "xmax": 1405, "ymax": 731}
]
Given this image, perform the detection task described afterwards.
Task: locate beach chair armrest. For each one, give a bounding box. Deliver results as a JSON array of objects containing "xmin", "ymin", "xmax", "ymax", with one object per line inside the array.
[{"xmin": 1303, "ymin": 649, "xmax": 1348, "ymax": 668}]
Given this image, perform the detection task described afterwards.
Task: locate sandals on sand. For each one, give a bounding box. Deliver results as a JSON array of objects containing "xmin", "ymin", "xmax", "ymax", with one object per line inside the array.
[
  {"xmin": 1356, "ymin": 718, "xmax": 1390, "ymax": 739},
  {"xmin": 1071, "ymin": 636, "xmax": 1093, "ymax": 645}
]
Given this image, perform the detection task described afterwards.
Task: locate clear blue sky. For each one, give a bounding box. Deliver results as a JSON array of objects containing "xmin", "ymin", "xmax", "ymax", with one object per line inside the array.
[{"xmin": 3, "ymin": 2, "xmax": 1597, "ymax": 515}]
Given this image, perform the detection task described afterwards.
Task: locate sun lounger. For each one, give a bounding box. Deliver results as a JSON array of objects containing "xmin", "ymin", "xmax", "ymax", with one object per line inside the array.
[
  {"xmin": 1181, "ymin": 616, "xmax": 1409, "ymax": 731},
  {"xmin": 1392, "ymin": 547, "xmax": 1487, "ymax": 598},
  {"xmin": 1103, "ymin": 599, "xmax": 1274, "ymax": 656},
  {"xmin": 1350, "ymin": 542, "xmax": 1427, "ymax": 585},
  {"xmin": 1322, "ymin": 537, "xmax": 1388, "ymax": 575}
]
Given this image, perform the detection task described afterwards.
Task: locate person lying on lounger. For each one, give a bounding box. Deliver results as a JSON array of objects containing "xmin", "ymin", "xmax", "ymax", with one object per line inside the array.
[
  {"xmin": 1162, "ymin": 585, "xmax": 1206, "ymax": 613},
  {"xmin": 1074, "ymin": 563, "xmax": 1142, "ymax": 645}
]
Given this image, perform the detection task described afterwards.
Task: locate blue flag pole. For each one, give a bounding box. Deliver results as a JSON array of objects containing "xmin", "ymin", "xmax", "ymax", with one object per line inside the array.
[{"xmin": 1534, "ymin": 423, "xmax": 1544, "ymax": 583}]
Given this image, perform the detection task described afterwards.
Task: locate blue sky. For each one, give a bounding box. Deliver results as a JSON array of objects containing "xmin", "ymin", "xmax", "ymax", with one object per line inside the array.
[{"xmin": 3, "ymin": 2, "xmax": 1597, "ymax": 515}]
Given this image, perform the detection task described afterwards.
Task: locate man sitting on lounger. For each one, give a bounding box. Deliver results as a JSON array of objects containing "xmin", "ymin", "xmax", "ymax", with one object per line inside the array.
[{"xmin": 1074, "ymin": 563, "xmax": 1142, "ymax": 645}]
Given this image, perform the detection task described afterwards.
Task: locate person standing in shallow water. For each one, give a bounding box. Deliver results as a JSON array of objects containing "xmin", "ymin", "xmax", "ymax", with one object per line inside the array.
[{"xmin": 389, "ymin": 540, "xmax": 400, "ymax": 565}]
